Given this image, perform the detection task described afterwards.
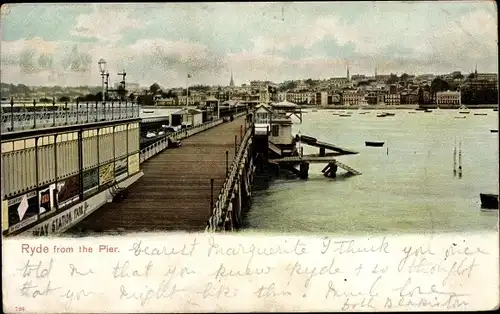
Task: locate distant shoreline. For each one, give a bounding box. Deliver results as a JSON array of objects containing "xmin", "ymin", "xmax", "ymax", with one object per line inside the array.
[{"xmin": 301, "ymin": 104, "xmax": 499, "ymax": 110}]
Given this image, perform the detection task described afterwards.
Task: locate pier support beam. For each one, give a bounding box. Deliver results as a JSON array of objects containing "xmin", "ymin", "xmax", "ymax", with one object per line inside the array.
[
  {"xmin": 299, "ymin": 162, "xmax": 309, "ymax": 179},
  {"xmin": 319, "ymin": 147, "xmax": 325, "ymax": 157},
  {"xmin": 324, "ymin": 162, "xmax": 338, "ymax": 178}
]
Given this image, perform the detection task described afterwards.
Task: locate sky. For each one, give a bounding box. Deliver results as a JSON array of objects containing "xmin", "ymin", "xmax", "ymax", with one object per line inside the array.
[{"xmin": 0, "ymin": 2, "xmax": 498, "ymax": 88}]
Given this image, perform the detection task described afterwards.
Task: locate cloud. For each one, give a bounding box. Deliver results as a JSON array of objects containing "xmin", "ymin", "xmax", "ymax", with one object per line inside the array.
[
  {"xmin": 0, "ymin": 2, "xmax": 497, "ymax": 87},
  {"xmin": 70, "ymin": 4, "xmax": 147, "ymax": 43}
]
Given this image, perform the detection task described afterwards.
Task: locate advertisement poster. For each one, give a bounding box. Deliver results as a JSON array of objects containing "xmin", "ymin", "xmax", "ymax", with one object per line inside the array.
[
  {"xmin": 39, "ymin": 183, "xmax": 56, "ymax": 216},
  {"xmin": 115, "ymin": 157, "xmax": 128, "ymax": 182},
  {"xmin": 99, "ymin": 163, "xmax": 114, "ymax": 187},
  {"xmin": 83, "ymin": 168, "xmax": 99, "ymax": 196},
  {"xmin": 56, "ymin": 174, "xmax": 80, "ymax": 209},
  {"xmin": 7, "ymin": 191, "xmax": 39, "ymax": 233},
  {"xmin": 128, "ymin": 153, "xmax": 140, "ymax": 175}
]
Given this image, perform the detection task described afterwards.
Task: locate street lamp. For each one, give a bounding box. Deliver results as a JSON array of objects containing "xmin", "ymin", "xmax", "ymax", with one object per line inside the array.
[{"xmin": 98, "ymin": 58, "xmax": 107, "ymax": 102}]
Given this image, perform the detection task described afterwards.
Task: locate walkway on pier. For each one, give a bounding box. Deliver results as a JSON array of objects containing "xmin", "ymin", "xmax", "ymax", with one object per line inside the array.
[{"xmin": 69, "ymin": 117, "xmax": 246, "ymax": 233}]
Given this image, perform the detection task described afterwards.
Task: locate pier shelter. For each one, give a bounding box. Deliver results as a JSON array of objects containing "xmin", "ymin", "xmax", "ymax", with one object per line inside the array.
[{"xmin": 1, "ymin": 101, "xmax": 143, "ymax": 236}]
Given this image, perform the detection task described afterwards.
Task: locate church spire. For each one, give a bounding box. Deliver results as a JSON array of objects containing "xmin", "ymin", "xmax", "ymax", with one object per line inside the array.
[
  {"xmin": 474, "ymin": 63, "xmax": 478, "ymax": 75},
  {"xmin": 229, "ymin": 71, "xmax": 235, "ymax": 87},
  {"xmin": 346, "ymin": 63, "xmax": 350, "ymax": 81}
]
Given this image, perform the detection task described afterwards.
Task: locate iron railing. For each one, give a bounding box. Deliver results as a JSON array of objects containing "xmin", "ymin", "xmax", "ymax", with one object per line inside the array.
[
  {"xmin": 206, "ymin": 124, "xmax": 253, "ymax": 232},
  {"xmin": 1, "ymin": 100, "xmax": 140, "ymax": 134},
  {"xmin": 138, "ymin": 111, "xmax": 248, "ymax": 163}
]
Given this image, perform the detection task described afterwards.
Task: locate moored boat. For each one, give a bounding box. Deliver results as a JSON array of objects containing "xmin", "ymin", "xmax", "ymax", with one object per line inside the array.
[
  {"xmin": 384, "ymin": 112, "xmax": 395, "ymax": 116},
  {"xmin": 143, "ymin": 110, "xmax": 155, "ymax": 114},
  {"xmin": 339, "ymin": 114, "xmax": 351, "ymax": 117},
  {"xmin": 459, "ymin": 111, "xmax": 470, "ymax": 114},
  {"xmin": 377, "ymin": 113, "xmax": 388, "ymax": 117},
  {"xmin": 365, "ymin": 141, "xmax": 385, "ymax": 147},
  {"xmin": 491, "ymin": 129, "xmax": 498, "ymax": 133},
  {"xmin": 424, "ymin": 109, "xmax": 433, "ymax": 112},
  {"xmin": 480, "ymin": 193, "xmax": 498, "ymax": 210},
  {"xmin": 455, "ymin": 116, "xmax": 466, "ymax": 119},
  {"xmin": 474, "ymin": 113, "xmax": 487, "ymax": 116}
]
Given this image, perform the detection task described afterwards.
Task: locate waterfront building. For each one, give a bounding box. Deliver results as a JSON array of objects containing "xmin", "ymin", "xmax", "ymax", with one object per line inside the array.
[
  {"xmin": 170, "ymin": 108, "xmax": 204, "ymax": 127},
  {"xmin": 385, "ymin": 93, "xmax": 401, "ymax": 105},
  {"xmin": 436, "ymin": 90, "xmax": 461, "ymax": 107},
  {"xmin": 315, "ymin": 92, "xmax": 328, "ymax": 106},
  {"xmin": 285, "ymin": 92, "xmax": 311, "ymax": 105},
  {"xmin": 341, "ymin": 90, "xmax": 363, "ymax": 106},
  {"xmin": 400, "ymin": 92, "xmax": 419, "ymax": 104}
]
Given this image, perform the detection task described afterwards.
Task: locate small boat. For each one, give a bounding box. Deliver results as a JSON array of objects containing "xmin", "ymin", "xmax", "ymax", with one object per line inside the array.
[
  {"xmin": 143, "ymin": 110, "xmax": 155, "ymax": 114},
  {"xmin": 145, "ymin": 131, "xmax": 157, "ymax": 138},
  {"xmin": 424, "ymin": 109, "xmax": 433, "ymax": 112},
  {"xmin": 377, "ymin": 113, "xmax": 388, "ymax": 117},
  {"xmin": 459, "ymin": 111, "xmax": 470, "ymax": 114},
  {"xmin": 493, "ymin": 108, "xmax": 498, "ymax": 112},
  {"xmin": 474, "ymin": 113, "xmax": 487, "ymax": 116},
  {"xmin": 365, "ymin": 141, "xmax": 385, "ymax": 147},
  {"xmin": 415, "ymin": 108, "xmax": 427, "ymax": 111},
  {"xmin": 491, "ymin": 129, "xmax": 498, "ymax": 133},
  {"xmin": 455, "ymin": 116, "xmax": 466, "ymax": 119},
  {"xmin": 408, "ymin": 112, "xmax": 417, "ymax": 114},
  {"xmin": 384, "ymin": 113, "xmax": 395, "ymax": 116},
  {"xmin": 339, "ymin": 114, "xmax": 351, "ymax": 117},
  {"xmin": 480, "ymin": 193, "xmax": 498, "ymax": 210}
]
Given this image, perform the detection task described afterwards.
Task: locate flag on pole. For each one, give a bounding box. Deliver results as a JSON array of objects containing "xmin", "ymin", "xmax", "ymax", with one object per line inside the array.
[{"xmin": 187, "ymin": 74, "xmax": 192, "ymax": 78}]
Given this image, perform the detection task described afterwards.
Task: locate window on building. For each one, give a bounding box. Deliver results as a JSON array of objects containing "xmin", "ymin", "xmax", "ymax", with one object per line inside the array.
[{"xmin": 272, "ymin": 125, "xmax": 279, "ymax": 137}]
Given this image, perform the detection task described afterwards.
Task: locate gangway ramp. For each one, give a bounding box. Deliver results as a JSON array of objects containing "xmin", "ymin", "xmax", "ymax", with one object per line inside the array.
[{"xmin": 298, "ymin": 135, "xmax": 358, "ymax": 155}]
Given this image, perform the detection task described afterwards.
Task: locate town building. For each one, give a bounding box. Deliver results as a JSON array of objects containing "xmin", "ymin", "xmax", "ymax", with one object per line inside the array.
[
  {"xmin": 285, "ymin": 92, "xmax": 311, "ymax": 105},
  {"xmin": 315, "ymin": 92, "xmax": 328, "ymax": 106},
  {"xmin": 385, "ymin": 93, "xmax": 401, "ymax": 105},
  {"xmin": 436, "ymin": 90, "xmax": 461, "ymax": 107},
  {"xmin": 341, "ymin": 90, "xmax": 363, "ymax": 106}
]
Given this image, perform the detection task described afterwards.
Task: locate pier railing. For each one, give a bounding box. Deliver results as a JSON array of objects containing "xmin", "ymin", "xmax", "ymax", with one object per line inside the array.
[
  {"xmin": 206, "ymin": 124, "xmax": 253, "ymax": 232},
  {"xmin": 139, "ymin": 111, "xmax": 248, "ymax": 163},
  {"xmin": 1, "ymin": 100, "xmax": 140, "ymax": 133},
  {"xmin": 139, "ymin": 119, "xmax": 222, "ymax": 163}
]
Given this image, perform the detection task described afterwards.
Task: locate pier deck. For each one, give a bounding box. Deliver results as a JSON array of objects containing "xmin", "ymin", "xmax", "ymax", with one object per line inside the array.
[{"xmin": 69, "ymin": 117, "xmax": 246, "ymax": 233}]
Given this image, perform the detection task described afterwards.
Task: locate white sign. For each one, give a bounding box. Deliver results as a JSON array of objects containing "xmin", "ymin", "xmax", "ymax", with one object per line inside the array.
[{"xmin": 27, "ymin": 201, "xmax": 91, "ymax": 236}]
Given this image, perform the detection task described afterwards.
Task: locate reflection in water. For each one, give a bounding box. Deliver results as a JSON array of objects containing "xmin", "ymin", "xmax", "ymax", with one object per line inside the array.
[{"xmin": 244, "ymin": 110, "xmax": 499, "ymax": 235}]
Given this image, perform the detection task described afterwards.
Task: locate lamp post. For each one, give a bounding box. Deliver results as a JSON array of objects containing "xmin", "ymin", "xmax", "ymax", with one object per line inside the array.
[{"xmin": 98, "ymin": 58, "xmax": 107, "ymax": 103}]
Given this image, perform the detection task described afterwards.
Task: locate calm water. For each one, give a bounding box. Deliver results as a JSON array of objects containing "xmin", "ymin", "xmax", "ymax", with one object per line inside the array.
[{"xmin": 244, "ymin": 109, "xmax": 499, "ymax": 235}]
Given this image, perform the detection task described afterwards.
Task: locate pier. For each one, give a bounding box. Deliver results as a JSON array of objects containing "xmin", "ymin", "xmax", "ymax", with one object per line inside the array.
[{"xmin": 69, "ymin": 114, "xmax": 251, "ymax": 233}]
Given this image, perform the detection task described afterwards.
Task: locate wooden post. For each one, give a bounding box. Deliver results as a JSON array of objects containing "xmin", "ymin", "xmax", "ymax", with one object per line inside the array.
[
  {"xmin": 10, "ymin": 97, "xmax": 14, "ymax": 131},
  {"xmin": 226, "ymin": 150, "xmax": 229, "ymax": 175},
  {"xmin": 33, "ymin": 99, "xmax": 36, "ymax": 129},
  {"xmin": 234, "ymin": 135, "xmax": 237, "ymax": 153},
  {"xmin": 240, "ymin": 125, "xmax": 243, "ymax": 142},
  {"xmin": 52, "ymin": 97, "xmax": 56, "ymax": 127},
  {"xmin": 319, "ymin": 147, "xmax": 325, "ymax": 157}
]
